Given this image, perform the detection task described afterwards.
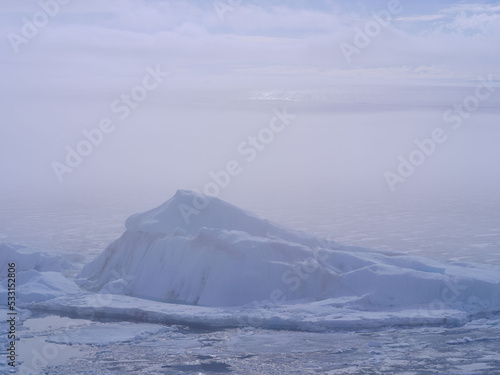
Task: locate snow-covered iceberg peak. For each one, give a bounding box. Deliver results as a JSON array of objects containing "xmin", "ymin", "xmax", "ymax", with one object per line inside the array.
[
  {"xmin": 125, "ymin": 189, "xmax": 268, "ymax": 236},
  {"xmin": 123, "ymin": 189, "xmax": 319, "ymax": 246},
  {"xmin": 77, "ymin": 191, "xmax": 500, "ymax": 313}
]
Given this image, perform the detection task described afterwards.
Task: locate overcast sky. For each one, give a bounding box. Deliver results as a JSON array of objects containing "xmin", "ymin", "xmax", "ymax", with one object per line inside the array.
[{"xmin": 1, "ymin": 0, "xmax": 499, "ymax": 203}]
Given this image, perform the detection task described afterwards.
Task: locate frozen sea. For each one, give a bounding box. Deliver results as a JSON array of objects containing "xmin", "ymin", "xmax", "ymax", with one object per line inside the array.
[{"xmin": 1, "ymin": 192, "xmax": 500, "ymax": 374}]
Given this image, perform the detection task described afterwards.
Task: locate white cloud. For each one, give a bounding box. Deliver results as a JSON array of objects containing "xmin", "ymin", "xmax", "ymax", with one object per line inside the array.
[
  {"xmin": 397, "ymin": 14, "xmax": 447, "ymax": 22},
  {"xmin": 1, "ymin": 0, "xmax": 499, "ymax": 93},
  {"xmin": 442, "ymin": 3, "xmax": 500, "ymax": 14},
  {"xmin": 444, "ymin": 12, "xmax": 500, "ymax": 33}
]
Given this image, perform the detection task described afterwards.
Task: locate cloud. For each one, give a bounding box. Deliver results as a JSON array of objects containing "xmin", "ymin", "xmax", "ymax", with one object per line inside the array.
[
  {"xmin": 444, "ymin": 12, "xmax": 500, "ymax": 33},
  {"xmin": 442, "ymin": 3, "xmax": 500, "ymax": 14},
  {"xmin": 398, "ymin": 2, "xmax": 500, "ymax": 34},
  {"xmin": 1, "ymin": 0, "xmax": 499, "ymax": 94},
  {"xmin": 397, "ymin": 14, "xmax": 447, "ymax": 22}
]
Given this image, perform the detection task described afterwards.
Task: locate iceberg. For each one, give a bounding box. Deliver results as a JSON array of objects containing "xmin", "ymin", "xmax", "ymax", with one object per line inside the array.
[
  {"xmin": 74, "ymin": 190, "xmax": 500, "ymax": 325},
  {"xmin": 0, "ymin": 243, "xmax": 78, "ymax": 278},
  {"xmin": 0, "ymin": 269, "xmax": 81, "ymax": 303},
  {"xmin": 0, "ymin": 243, "xmax": 81, "ymax": 303}
]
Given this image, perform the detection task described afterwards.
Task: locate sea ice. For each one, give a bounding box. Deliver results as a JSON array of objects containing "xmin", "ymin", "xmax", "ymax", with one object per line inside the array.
[
  {"xmin": 0, "ymin": 269, "xmax": 81, "ymax": 303},
  {"xmin": 0, "ymin": 243, "xmax": 77, "ymax": 278},
  {"xmin": 46, "ymin": 322, "xmax": 169, "ymax": 346}
]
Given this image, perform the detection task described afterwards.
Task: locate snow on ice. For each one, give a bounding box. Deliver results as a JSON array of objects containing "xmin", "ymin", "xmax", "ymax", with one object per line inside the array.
[{"xmin": 2, "ymin": 190, "xmax": 500, "ymax": 330}]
